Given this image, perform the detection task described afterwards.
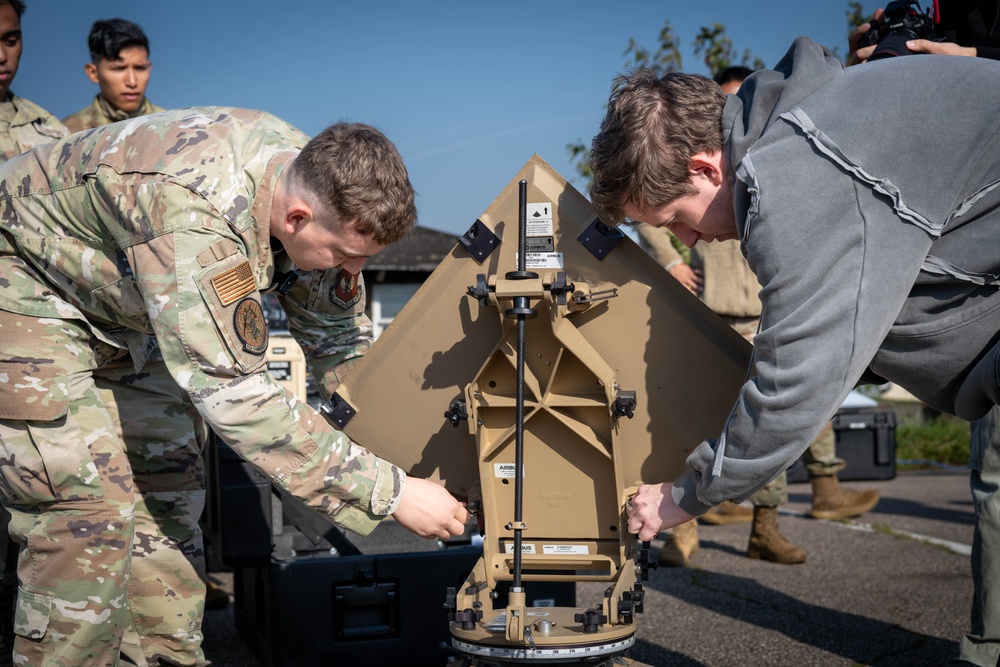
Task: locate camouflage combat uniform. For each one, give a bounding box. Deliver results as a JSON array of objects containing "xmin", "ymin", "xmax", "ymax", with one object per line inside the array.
[
  {"xmin": 0, "ymin": 92, "xmax": 69, "ymax": 162},
  {"xmin": 62, "ymin": 94, "xmax": 165, "ymax": 134},
  {"xmin": 0, "ymin": 107, "xmax": 404, "ymax": 666},
  {"xmin": 636, "ymin": 225, "xmax": 842, "ymax": 506},
  {"xmin": 0, "ymin": 91, "xmax": 69, "ymax": 662}
]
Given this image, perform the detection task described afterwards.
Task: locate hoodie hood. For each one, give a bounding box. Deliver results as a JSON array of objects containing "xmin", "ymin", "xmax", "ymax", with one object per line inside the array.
[
  {"xmin": 722, "ymin": 38, "xmax": 845, "ymax": 245},
  {"xmin": 724, "ymin": 37, "xmax": 845, "ymax": 171}
]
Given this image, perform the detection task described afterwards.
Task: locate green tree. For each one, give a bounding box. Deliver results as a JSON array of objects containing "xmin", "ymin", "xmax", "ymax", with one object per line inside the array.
[
  {"xmin": 568, "ymin": 1, "xmax": 868, "ymax": 186},
  {"xmin": 622, "ymin": 20, "xmax": 683, "ymax": 72},
  {"xmin": 692, "ymin": 24, "xmax": 766, "ymax": 73},
  {"xmin": 568, "ymin": 19, "xmax": 684, "ymax": 184},
  {"xmin": 565, "ymin": 133, "xmax": 592, "ymax": 185},
  {"xmin": 846, "ymin": 1, "xmax": 868, "ymax": 34}
]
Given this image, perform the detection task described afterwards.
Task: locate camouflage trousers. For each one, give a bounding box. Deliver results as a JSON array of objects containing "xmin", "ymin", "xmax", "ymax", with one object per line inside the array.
[
  {"xmin": 727, "ymin": 317, "xmax": 844, "ymax": 508},
  {"xmin": 0, "ymin": 312, "xmax": 208, "ymax": 666},
  {"xmin": 961, "ymin": 405, "xmax": 1000, "ymax": 666},
  {"xmin": 750, "ymin": 422, "xmax": 844, "ymax": 507}
]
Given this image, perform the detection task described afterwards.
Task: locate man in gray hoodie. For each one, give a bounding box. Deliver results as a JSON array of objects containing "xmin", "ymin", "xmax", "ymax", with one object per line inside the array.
[{"xmin": 589, "ymin": 38, "xmax": 1000, "ymax": 544}]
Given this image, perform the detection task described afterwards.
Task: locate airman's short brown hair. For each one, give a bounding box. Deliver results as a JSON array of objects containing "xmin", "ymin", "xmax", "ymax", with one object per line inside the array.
[{"xmin": 290, "ymin": 122, "xmax": 417, "ymax": 245}]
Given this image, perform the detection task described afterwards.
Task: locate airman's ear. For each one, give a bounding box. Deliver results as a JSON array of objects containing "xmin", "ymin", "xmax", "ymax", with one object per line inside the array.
[{"xmin": 282, "ymin": 199, "xmax": 312, "ymax": 236}]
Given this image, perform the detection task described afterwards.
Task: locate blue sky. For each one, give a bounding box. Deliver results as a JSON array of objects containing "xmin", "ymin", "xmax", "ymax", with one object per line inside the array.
[{"xmin": 16, "ymin": 1, "xmax": 879, "ymax": 238}]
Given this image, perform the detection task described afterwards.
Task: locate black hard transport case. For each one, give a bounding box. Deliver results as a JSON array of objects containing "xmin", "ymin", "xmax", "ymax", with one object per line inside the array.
[
  {"xmin": 787, "ymin": 410, "xmax": 896, "ymax": 483},
  {"xmin": 202, "ymin": 434, "xmax": 574, "ymax": 667}
]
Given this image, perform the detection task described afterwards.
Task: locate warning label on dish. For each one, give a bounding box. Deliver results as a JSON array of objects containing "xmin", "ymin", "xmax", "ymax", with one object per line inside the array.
[
  {"xmin": 494, "ymin": 463, "xmax": 523, "ymax": 478},
  {"xmin": 542, "ymin": 544, "xmax": 589, "ymax": 555},
  {"xmin": 526, "ymin": 202, "xmax": 553, "ymax": 237}
]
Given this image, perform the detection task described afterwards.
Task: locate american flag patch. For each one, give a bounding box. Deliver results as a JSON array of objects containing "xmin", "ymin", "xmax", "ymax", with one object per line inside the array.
[{"xmin": 212, "ymin": 260, "xmax": 257, "ymax": 306}]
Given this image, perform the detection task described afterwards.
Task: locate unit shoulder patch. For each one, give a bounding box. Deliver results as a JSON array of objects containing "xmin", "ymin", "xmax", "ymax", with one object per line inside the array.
[
  {"xmin": 331, "ymin": 269, "xmax": 362, "ymax": 309},
  {"xmin": 233, "ymin": 297, "xmax": 269, "ymax": 355}
]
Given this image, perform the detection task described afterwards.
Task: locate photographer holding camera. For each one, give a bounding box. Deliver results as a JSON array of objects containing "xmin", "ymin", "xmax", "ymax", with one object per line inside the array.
[
  {"xmin": 852, "ymin": 0, "xmax": 1000, "ymax": 62},
  {"xmin": 853, "ymin": 4, "xmax": 1000, "ymax": 664}
]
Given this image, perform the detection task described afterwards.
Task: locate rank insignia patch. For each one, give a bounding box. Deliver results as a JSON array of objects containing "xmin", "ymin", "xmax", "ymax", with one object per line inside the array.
[
  {"xmin": 233, "ymin": 297, "xmax": 269, "ymax": 355},
  {"xmin": 331, "ymin": 269, "xmax": 362, "ymax": 309},
  {"xmin": 212, "ymin": 260, "xmax": 257, "ymax": 306}
]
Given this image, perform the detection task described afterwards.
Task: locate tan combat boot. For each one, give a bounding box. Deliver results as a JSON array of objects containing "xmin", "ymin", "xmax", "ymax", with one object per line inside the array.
[
  {"xmin": 746, "ymin": 506, "xmax": 807, "ymax": 564},
  {"xmin": 808, "ymin": 474, "xmax": 880, "ymax": 520},
  {"xmin": 657, "ymin": 519, "xmax": 699, "ymax": 567},
  {"xmin": 700, "ymin": 501, "xmax": 754, "ymax": 525}
]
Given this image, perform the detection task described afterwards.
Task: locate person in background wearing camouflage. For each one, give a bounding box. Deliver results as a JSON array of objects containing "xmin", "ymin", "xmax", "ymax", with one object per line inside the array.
[
  {"xmin": 62, "ymin": 18, "xmax": 163, "ymax": 133},
  {"xmin": 0, "ymin": 107, "xmax": 469, "ymax": 666},
  {"xmin": 0, "ymin": 0, "xmax": 67, "ymax": 161},
  {"xmin": 59, "ymin": 14, "xmax": 240, "ymax": 618},
  {"xmin": 0, "ymin": 1, "xmax": 68, "ymax": 663}
]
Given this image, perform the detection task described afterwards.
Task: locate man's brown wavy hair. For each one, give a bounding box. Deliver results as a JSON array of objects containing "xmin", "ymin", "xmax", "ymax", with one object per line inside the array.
[{"xmin": 589, "ymin": 68, "xmax": 725, "ymax": 225}]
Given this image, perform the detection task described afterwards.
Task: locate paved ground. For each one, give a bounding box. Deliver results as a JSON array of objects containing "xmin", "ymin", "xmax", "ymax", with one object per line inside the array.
[{"xmin": 201, "ymin": 469, "xmax": 977, "ymax": 666}]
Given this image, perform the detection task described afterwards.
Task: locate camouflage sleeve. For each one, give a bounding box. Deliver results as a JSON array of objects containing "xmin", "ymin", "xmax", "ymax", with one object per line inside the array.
[
  {"xmin": 121, "ymin": 180, "xmax": 403, "ymax": 535},
  {"xmin": 635, "ymin": 223, "xmax": 684, "ymax": 270},
  {"xmin": 278, "ymin": 268, "xmax": 373, "ymax": 401}
]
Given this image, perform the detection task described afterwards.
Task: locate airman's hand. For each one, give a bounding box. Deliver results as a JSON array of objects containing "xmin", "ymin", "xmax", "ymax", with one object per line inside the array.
[{"xmin": 392, "ymin": 477, "xmax": 470, "ymax": 540}]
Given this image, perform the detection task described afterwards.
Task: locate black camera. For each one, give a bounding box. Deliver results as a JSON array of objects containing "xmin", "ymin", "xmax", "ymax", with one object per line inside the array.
[{"xmin": 857, "ymin": 0, "xmax": 936, "ymax": 60}]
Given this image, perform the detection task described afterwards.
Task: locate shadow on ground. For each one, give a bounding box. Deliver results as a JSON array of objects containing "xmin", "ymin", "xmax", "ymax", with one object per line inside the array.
[{"xmin": 645, "ymin": 566, "xmax": 957, "ymax": 666}]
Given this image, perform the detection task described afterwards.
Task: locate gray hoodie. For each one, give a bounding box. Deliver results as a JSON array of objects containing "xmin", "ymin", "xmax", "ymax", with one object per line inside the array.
[{"xmin": 674, "ymin": 37, "xmax": 1000, "ymax": 515}]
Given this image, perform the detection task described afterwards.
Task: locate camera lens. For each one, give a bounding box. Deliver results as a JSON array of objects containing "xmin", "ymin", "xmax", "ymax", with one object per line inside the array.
[{"xmin": 869, "ymin": 30, "xmax": 919, "ymax": 60}]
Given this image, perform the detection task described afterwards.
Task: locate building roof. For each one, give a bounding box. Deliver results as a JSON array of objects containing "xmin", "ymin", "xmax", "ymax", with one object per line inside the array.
[{"xmin": 365, "ymin": 225, "xmax": 460, "ymax": 272}]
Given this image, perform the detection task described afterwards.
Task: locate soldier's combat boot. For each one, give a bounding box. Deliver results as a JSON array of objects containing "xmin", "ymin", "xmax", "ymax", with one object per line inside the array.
[
  {"xmin": 808, "ymin": 474, "xmax": 880, "ymax": 520},
  {"xmin": 747, "ymin": 506, "xmax": 807, "ymax": 564},
  {"xmin": 700, "ymin": 501, "xmax": 754, "ymax": 525},
  {"xmin": 657, "ymin": 519, "xmax": 699, "ymax": 567}
]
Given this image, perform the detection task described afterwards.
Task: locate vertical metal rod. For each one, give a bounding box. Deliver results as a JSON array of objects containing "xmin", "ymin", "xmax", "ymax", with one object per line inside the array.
[
  {"xmin": 512, "ymin": 179, "xmax": 528, "ymax": 590},
  {"xmin": 513, "ymin": 314, "xmax": 526, "ymax": 590},
  {"xmin": 517, "ymin": 180, "xmax": 528, "ymax": 272}
]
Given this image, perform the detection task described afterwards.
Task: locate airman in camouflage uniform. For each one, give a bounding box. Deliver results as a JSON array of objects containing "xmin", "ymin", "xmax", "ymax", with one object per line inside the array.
[
  {"xmin": 0, "ymin": 2, "xmax": 70, "ymax": 661},
  {"xmin": 0, "ymin": 0, "xmax": 69, "ymax": 162},
  {"xmin": 62, "ymin": 94, "xmax": 164, "ymax": 134},
  {"xmin": 0, "ymin": 93, "xmax": 67, "ymax": 161},
  {"xmin": 0, "ymin": 107, "xmax": 469, "ymax": 666},
  {"xmin": 62, "ymin": 18, "xmax": 164, "ymax": 134}
]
